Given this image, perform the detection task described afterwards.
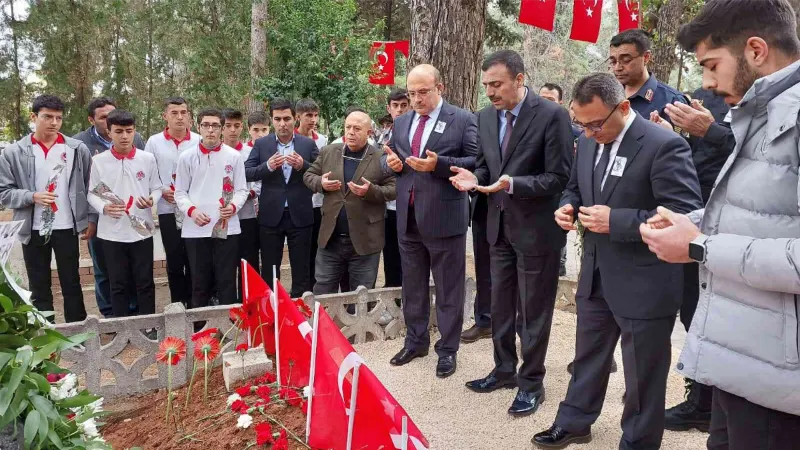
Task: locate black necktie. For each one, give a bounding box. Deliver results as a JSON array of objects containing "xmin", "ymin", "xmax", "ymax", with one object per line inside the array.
[{"xmin": 593, "ymin": 145, "xmax": 611, "ymax": 202}]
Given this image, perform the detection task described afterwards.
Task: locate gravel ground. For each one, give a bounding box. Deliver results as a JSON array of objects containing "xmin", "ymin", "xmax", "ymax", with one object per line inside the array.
[{"xmin": 354, "ymin": 309, "xmax": 708, "ymax": 450}]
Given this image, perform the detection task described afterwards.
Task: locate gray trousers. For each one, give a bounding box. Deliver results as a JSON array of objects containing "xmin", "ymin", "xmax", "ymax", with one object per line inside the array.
[{"xmin": 312, "ymin": 234, "xmax": 380, "ymax": 295}]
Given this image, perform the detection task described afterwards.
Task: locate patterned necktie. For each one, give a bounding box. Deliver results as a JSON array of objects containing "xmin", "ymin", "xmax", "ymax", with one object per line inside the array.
[
  {"xmin": 409, "ymin": 114, "xmax": 429, "ymax": 205},
  {"xmin": 501, "ymin": 111, "xmax": 514, "ymax": 158}
]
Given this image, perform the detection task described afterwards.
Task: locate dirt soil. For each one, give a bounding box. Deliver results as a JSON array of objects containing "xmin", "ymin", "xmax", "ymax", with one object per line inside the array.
[{"xmin": 103, "ymin": 369, "xmax": 308, "ymax": 450}]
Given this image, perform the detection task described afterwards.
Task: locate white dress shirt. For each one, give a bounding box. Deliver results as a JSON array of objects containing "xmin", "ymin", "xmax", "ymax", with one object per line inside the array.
[
  {"xmin": 594, "ymin": 110, "xmax": 636, "ymax": 189},
  {"xmin": 408, "ymin": 98, "xmax": 444, "ymax": 151}
]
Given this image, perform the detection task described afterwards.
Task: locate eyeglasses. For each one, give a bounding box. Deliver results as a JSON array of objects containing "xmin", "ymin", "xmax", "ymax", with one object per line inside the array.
[
  {"xmin": 37, "ymin": 114, "xmax": 63, "ymax": 123},
  {"xmin": 199, "ymin": 123, "xmax": 222, "ymax": 130},
  {"xmin": 407, "ymin": 87, "xmax": 437, "ymax": 98},
  {"xmin": 606, "ymin": 54, "xmax": 642, "ymax": 68},
  {"xmin": 573, "ymin": 103, "xmax": 619, "ymax": 133}
]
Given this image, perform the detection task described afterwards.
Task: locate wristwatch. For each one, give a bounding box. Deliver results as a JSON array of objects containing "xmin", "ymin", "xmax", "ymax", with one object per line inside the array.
[{"xmin": 689, "ymin": 234, "xmax": 709, "ymax": 264}]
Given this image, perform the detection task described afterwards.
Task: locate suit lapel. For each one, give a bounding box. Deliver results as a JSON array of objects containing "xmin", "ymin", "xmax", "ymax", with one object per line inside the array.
[
  {"xmin": 500, "ymin": 93, "xmax": 538, "ymax": 172},
  {"xmin": 485, "ymin": 108, "xmax": 501, "ymax": 169},
  {"xmin": 579, "ymin": 137, "xmax": 598, "ymax": 205},
  {"xmin": 600, "ymin": 115, "xmax": 645, "ymax": 204},
  {"xmin": 333, "ymin": 144, "xmax": 345, "ymax": 194},
  {"xmin": 422, "ymin": 102, "xmax": 453, "ymax": 153},
  {"xmin": 347, "ymin": 146, "xmax": 374, "ymax": 197}
]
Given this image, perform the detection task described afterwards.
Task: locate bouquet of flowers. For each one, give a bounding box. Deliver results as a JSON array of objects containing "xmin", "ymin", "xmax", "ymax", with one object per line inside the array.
[
  {"xmin": 39, "ymin": 164, "xmax": 66, "ymax": 243},
  {"xmin": 212, "ymin": 176, "xmax": 234, "ymax": 239},
  {"xmin": 91, "ymin": 182, "xmax": 154, "ymax": 237}
]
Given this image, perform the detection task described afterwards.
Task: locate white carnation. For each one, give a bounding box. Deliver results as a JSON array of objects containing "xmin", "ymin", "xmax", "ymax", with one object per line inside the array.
[
  {"xmin": 79, "ymin": 418, "xmax": 99, "ymax": 437},
  {"xmin": 236, "ymin": 414, "xmax": 253, "ymax": 429},
  {"xmin": 226, "ymin": 393, "xmax": 242, "ymax": 406},
  {"xmin": 302, "ymin": 385, "xmax": 310, "ymax": 398}
]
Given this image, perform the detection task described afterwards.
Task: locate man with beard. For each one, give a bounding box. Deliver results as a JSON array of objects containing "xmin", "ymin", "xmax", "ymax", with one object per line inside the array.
[{"xmin": 642, "ymin": 0, "xmax": 800, "ymax": 448}]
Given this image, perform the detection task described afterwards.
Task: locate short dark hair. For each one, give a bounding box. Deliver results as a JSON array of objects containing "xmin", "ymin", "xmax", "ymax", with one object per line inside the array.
[
  {"xmin": 270, "ymin": 98, "xmax": 295, "ymax": 117},
  {"xmin": 164, "ymin": 96, "xmax": 188, "ymax": 110},
  {"xmin": 481, "ymin": 50, "xmax": 525, "ymax": 78},
  {"xmin": 610, "ymin": 29, "xmax": 653, "ymax": 54},
  {"xmin": 196, "ymin": 108, "xmax": 224, "ymax": 125},
  {"xmin": 295, "ymin": 98, "xmax": 320, "ymax": 115},
  {"xmin": 572, "ymin": 73, "xmax": 626, "ymax": 109},
  {"xmin": 378, "ymin": 114, "xmax": 394, "ymax": 126},
  {"xmin": 222, "ymin": 108, "xmax": 244, "ymax": 122},
  {"xmin": 32, "ymin": 95, "xmax": 65, "ymax": 114},
  {"xmin": 345, "ymin": 105, "xmax": 366, "ymax": 116},
  {"xmin": 247, "ymin": 111, "xmax": 270, "ymax": 128},
  {"xmin": 540, "ymin": 83, "xmax": 564, "ymax": 102},
  {"xmin": 677, "ymin": 0, "xmax": 800, "ymax": 55},
  {"xmin": 387, "ymin": 89, "xmax": 409, "ymax": 105},
  {"xmin": 87, "ymin": 96, "xmax": 116, "ymax": 118},
  {"xmin": 106, "ymin": 109, "xmax": 136, "ymax": 128}
]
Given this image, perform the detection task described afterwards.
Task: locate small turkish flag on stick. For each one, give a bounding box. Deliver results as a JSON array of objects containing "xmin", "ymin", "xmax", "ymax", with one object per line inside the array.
[{"xmin": 618, "ymin": 0, "xmax": 640, "ymax": 32}]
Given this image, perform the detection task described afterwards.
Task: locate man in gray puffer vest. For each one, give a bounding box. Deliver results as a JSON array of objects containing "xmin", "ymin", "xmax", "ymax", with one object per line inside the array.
[{"xmin": 641, "ymin": 1, "xmax": 800, "ymax": 448}]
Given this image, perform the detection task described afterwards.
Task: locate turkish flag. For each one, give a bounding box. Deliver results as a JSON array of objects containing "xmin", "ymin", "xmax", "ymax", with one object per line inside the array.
[
  {"xmin": 569, "ymin": 0, "xmax": 603, "ymax": 43},
  {"xmin": 370, "ymin": 41, "xmax": 397, "ymax": 85},
  {"xmin": 519, "ymin": 0, "xmax": 557, "ymax": 31},
  {"xmin": 273, "ymin": 280, "xmax": 312, "ymax": 388},
  {"xmin": 618, "ymin": 0, "xmax": 640, "ymax": 32},
  {"xmin": 240, "ymin": 260, "xmax": 275, "ymax": 354},
  {"xmin": 395, "ymin": 40, "xmax": 410, "ymax": 58},
  {"xmin": 307, "ymin": 308, "xmax": 429, "ymax": 449}
]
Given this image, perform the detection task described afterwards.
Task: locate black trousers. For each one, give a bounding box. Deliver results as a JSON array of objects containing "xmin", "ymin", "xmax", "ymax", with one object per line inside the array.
[
  {"xmin": 239, "ymin": 218, "xmax": 260, "ymax": 271},
  {"xmin": 399, "ymin": 206, "xmax": 466, "ymax": 357},
  {"xmin": 708, "ymin": 387, "xmax": 800, "ymax": 450},
  {"xmin": 22, "ymin": 229, "xmax": 86, "ymax": 323},
  {"xmin": 103, "ymin": 238, "xmax": 155, "ymax": 317},
  {"xmin": 490, "ymin": 215, "xmax": 559, "ymax": 392},
  {"xmin": 471, "ymin": 205, "xmax": 492, "ymax": 329},
  {"xmin": 383, "ymin": 209, "xmax": 403, "ymax": 288},
  {"xmin": 556, "ymin": 270, "xmax": 675, "ymax": 450},
  {"xmin": 158, "ymin": 214, "xmax": 191, "ymax": 305},
  {"xmin": 313, "ymin": 235, "xmax": 380, "ymax": 295},
  {"xmin": 310, "ymin": 207, "xmax": 321, "ymax": 287},
  {"xmin": 185, "ymin": 235, "xmax": 239, "ymax": 308},
  {"xmin": 260, "ymin": 209, "xmax": 312, "ymax": 297}
]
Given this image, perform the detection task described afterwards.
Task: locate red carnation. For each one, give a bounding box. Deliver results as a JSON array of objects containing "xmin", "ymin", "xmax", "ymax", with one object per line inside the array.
[
  {"xmin": 279, "ymin": 387, "xmax": 302, "ymax": 407},
  {"xmin": 235, "ymin": 343, "xmax": 248, "ymax": 353},
  {"xmin": 258, "ymin": 372, "xmax": 277, "ymax": 384},
  {"xmin": 255, "ymin": 422, "xmax": 274, "ymax": 445},
  {"xmin": 223, "ymin": 182, "xmax": 233, "ymax": 193},
  {"xmin": 236, "ymin": 384, "xmax": 252, "ymax": 397},
  {"xmin": 256, "ymin": 385, "xmax": 271, "ymax": 400},
  {"xmin": 273, "ymin": 429, "xmax": 289, "ymax": 450},
  {"xmin": 230, "ymin": 399, "xmax": 249, "ymax": 414}
]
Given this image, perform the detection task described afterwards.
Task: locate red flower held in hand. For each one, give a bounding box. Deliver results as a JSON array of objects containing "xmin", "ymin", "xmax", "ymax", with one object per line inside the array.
[
  {"xmin": 223, "ymin": 182, "xmax": 234, "ymax": 193},
  {"xmin": 230, "ymin": 399, "xmax": 249, "ymax": 414},
  {"xmin": 193, "ymin": 335, "xmax": 221, "ymax": 361},
  {"xmin": 191, "ymin": 327, "xmax": 219, "ymax": 342},
  {"xmin": 236, "ymin": 384, "xmax": 252, "ymax": 397},
  {"xmin": 256, "ymin": 385, "xmax": 271, "ymax": 400},
  {"xmin": 156, "ymin": 336, "xmax": 186, "ymax": 365},
  {"xmin": 255, "ymin": 422, "xmax": 274, "ymax": 445},
  {"xmin": 273, "ymin": 429, "xmax": 289, "ymax": 450}
]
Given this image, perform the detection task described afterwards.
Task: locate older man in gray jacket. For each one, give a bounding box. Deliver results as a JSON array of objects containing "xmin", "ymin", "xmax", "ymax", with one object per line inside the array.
[
  {"xmin": 642, "ymin": 1, "xmax": 800, "ymax": 449},
  {"xmin": 0, "ymin": 95, "xmax": 95, "ymax": 323}
]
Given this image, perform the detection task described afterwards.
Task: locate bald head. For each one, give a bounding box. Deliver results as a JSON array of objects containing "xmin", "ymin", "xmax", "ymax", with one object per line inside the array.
[
  {"xmin": 407, "ymin": 64, "xmax": 444, "ymax": 116},
  {"xmin": 344, "ymin": 111, "xmax": 371, "ymax": 150}
]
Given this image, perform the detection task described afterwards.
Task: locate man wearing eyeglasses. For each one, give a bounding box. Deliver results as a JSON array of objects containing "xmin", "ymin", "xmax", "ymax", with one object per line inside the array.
[
  {"xmin": 608, "ymin": 29, "xmax": 689, "ymax": 133},
  {"xmin": 532, "ymin": 73, "xmax": 702, "ymax": 449},
  {"xmin": 384, "ymin": 64, "xmax": 478, "ymax": 379}
]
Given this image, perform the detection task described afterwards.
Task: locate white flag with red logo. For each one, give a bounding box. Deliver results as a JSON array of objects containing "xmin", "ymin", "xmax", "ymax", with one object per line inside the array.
[{"xmin": 307, "ymin": 307, "xmax": 429, "ymax": 449}]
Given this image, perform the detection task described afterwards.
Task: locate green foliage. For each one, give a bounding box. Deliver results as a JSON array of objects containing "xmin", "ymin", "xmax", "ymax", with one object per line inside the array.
[
  {"xmin": 0, "ymin": 266, "xmax": 107, "ymax": 449},
  {"xmin": 258, "ymin": 0, "xmax": 385, "ymax": 137}
]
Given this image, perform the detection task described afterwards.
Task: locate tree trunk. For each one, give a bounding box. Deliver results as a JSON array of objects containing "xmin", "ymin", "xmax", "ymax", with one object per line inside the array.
[
  {"xmin": 249, "ymin": 0, "xmax": 269, "ymax": 114},
  {"xmin": 9, "ymin": 0, "xmax": 23, "ymax": 139},
  {"xmin": 408, "ymin": 0, "xmax": 487, "ymax": 111},
  {"xmin": 383, "ymin": 0, "xmax": 393, "ymax": 40},
  {"xmin": 649, "ymin": 0, "xmax": 684, "ymax": 83}
]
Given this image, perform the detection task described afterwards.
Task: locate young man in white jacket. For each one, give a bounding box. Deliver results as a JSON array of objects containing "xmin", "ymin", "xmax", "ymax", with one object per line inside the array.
[
  {"xmin": 87, "ymin": 110, "xmax": 162, "ymax": 318},
  {"xmin": 174, "ymin": 108, "xmax": 248, "ymax": 308}
]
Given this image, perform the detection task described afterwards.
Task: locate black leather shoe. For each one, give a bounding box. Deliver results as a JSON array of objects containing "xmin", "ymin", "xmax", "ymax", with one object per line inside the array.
[
  {"xmin": 532, "ymin": 424, "xmax": 592, "ymax": 448},
  {"xmin": 390, "ymin": 347, "xmax": 429, "ymax": 366},
  {"xmin": 508, "ymin": 389, "xmax": 545, "ymax": 417},
  {"xmin": 567, "ymin": 358, "xmax": 618, "ymax": 375},
  {"xmin": 436, "ymin": 355, "xmax": 457, "ymax": 378},
  {"xmin": 465, "ymin": 373, "xmax": 517, "ymax": 393},
  {"xmin": 665, "ymin": 379, "xmax": 712, "ymax": 432},
  {"xmin": 460, "ymin": 324, "xmax": 492, "ymax": 343}
]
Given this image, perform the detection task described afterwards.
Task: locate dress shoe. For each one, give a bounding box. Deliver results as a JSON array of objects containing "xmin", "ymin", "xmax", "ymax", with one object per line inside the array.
[
  {"xmin": 566, "ymin": 358, "xmax": 618, "ymax": 375},
  {"xmin": 460, "ymin": 324, "xmax": 492, "ymax": 343},
  {"xmin": 508, "ymin": 389, "xmax": 545, "ymax": 417},
  {"xmin": 390, "ymin": 347, "xmax": 428, "ymax": 366},
  {"xmin": 465, "ymin": 373, "xmax": 517, "ymax": 393},
  {"xmin": 436, "ymin": 355, "xmax": 457, "ymax": 378},
  {"xmin": 532, "ymin": 424, "xmax": 592, "ymax": 448}
]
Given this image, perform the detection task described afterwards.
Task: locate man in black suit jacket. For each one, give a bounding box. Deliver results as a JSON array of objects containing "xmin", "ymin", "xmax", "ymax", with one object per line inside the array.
[
  {"xmin": 245, "ymin": 99, "xmax": 319, "ymax": 297},
  {"xmin": 451, "ymin": 50, "xmax": 573, "ymax": 417},
  {"xmin": 530, "ymin": 73, "xmax": 702, "ymax": 449},
  {"xmin": 384, "ymin": 64, "xmax": 477, "ymax": 378}
]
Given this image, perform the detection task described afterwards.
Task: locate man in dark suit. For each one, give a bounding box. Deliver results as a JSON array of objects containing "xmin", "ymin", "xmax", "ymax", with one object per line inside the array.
[
  {"xmin": 384, "ymin": 64, "xmax": 478, "ymax": 378},
  {"xmin": 245, "ymin": 98, "xmax": 319, "ymax": 297},
  {"xmin": 450, "ymin": 50, "xmax": 573, "ymax": 416},
  {"xmin": 460, "ymin": 191, "xmax": 493, "ymax": 343},
  {"xmin": 532, "ymin": 73, "xmax": 702, "ymax": 449},
  {"xmin": 304, "ymin": 111, "xmax": 396, "ymax": 293}
]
